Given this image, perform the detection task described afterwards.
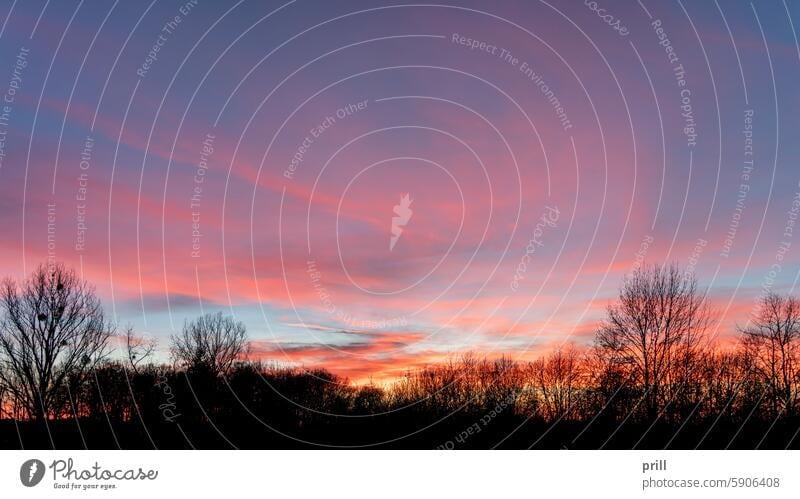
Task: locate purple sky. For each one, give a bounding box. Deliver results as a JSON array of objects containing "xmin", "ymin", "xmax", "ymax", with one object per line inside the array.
[{"xmin": 0, "ymin": 0, "xmax": 798, "ymax": 381}]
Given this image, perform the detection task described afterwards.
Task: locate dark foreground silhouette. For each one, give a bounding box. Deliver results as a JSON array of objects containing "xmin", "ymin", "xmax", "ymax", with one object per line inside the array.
[
  {"xmin": 3, "ymin": 358, "xmax": 800, "ymax": 450},
  {"xmin": 2, "ymin": 263, "xmax": 800, "ymax": 449}
]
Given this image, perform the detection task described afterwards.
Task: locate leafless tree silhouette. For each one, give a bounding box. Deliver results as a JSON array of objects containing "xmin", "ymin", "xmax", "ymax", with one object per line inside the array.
[
  {"xmin": 171, "ymin": 312, "xmax": 248, "ymax": 376},
  {"xmin": 739, "ymin": 293, "xmax": 800, "ymax": 417},
  {"xmin": 596, "ymin": 264, "xmax": 712, "ymax": 419},
  {"xmin": 0, "ymin": 263, "xmax": 113, "ymax": 420},
  {"xmin": 528, "ymin": 345, "xmax": 585, "ymax": 420},
  {"xmin": 124, "ymin": 326, "xmax": 156, "ymax": 374}
]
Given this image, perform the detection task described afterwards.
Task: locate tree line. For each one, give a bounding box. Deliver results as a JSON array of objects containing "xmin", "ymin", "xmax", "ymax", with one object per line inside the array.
[{"xmin": 0, "ymin": 262, "xmax": 799, "ymax": 449}]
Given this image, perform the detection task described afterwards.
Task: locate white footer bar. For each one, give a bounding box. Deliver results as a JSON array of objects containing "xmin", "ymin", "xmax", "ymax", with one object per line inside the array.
[{"xmin": 1, "ymin": 451, "xmax": 796, "ymax": 498}]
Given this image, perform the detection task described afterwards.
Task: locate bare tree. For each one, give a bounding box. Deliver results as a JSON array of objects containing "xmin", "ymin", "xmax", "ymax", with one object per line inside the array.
[
  {"xmin": 739, "ymin": 293, "xmax": 800, "ymax": 416},
  {"xmin": 0, "ymin": 263, "xmax": 113, "ymax": 420},
  {"xmin": 528, "ymin": 344, "xmax": 585, "ymax": 420},
  {"xmin": 699, "ymin": 349, "xmax": 754, "ymax": 419},
  {"xmin": 124, "ymin": 326, "xmax": 156, "ymax": 373},
  {"xmin": 170, "ymin": 312, "xmax": 248, "ymax": 375},
  {"xmin": 595, "ymin": 264, "xmax": 712, "ymax": 419}
]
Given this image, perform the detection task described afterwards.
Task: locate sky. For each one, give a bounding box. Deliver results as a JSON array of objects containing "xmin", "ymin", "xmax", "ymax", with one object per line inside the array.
[{"xmin": 0, "ymin": 0, "xmax": 798, "ymax": 382}]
